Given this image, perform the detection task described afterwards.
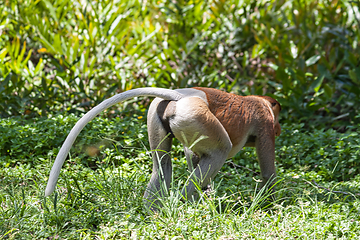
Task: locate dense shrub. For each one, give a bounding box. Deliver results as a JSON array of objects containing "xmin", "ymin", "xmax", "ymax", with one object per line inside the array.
[
  {"xmin": 1, "ymin": 0, "xmax": 359, "ymax": 127},
  {"xmin": 1, "ymin": 114, "xmax": 359, "ymax": 183},
  {"xmin": 0, "ymin": 111, "xmax": 149, "ymax": 168}
]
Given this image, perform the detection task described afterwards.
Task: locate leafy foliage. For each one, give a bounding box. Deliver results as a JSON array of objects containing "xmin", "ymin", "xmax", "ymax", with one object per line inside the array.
[
  {"xmin": 1, "ymin": 0, "xmax": 359, "ymax": 127},
  {"xmin": 1, "ymin": 0, "xmax": 360, "ymax": 238},
  {"xmin": 277, "ymin": 124, "xmax": 360, "ymax": 181},
  {"xmin": 0, "ymin": 111, "xmax": 149, "ymax": 167},
  {"xmin": 1, "ymin": 114, "xmax": 360, "ymax": 238}
]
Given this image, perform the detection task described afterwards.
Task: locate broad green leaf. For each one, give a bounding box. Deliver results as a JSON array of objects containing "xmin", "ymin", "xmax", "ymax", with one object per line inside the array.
[
  {"xmin": 34, "ymin": 58, "xmax": 44, "ymax": 75},
  {"xmin": 43, "ymin": 0, "xmax": 59, "ymax": 23},
  {"xmin": 109, "ymin": 12, "xmax": 129, "ymax": 36},
  {"xmin": 312, "ymin": 74, "xmax": 325, "ymax": 93},
  {"xmin": 323, "ymin": 83, "xmax": 333, "ymax": 98},
  {"xmin": 0, "ymin": 48, "xmax": 8, "ymax": 61},
  {"xmin": 305, "ymin": 55, "xmax": 321, "ymax": 67},
  {"xmin": 17, "ymin": 41, "xmax": 27, "ymax": 64},
  {"xmin": 27, "ymin": 59, "xmax": 35, "ymax": 76},
  {"xmin": 349, "ymin": 67, "xmax": 360, "ymax": 85},
  {"xmin": 53, "ymin": 34, "xmax": 63, "ymax": 54},
  {"xmin": 22, "ymin": 49, "xmax": 33, "ymax": 68},
  {"xmin": 251, "ymin": 44, "xmax": 264, "ymax": 59},
  {"xmin": 71, "ymin": 37, "xmax": 80, "ymax": 64},
  {"xmin": 310, "ymin": 64, "xmax": 329, "ymax": 92},
  {"xmin": 290, "ymin": 40, "xmax": 298, "ymax": 59},
  {"xmin": 13, "ymin": 37, "xmax": 20, "ymax": 58},
  {"xmin": 89, "ymin": 21, "xmax": 98, "ymax": 42},
  {"xmin": 268, "ymin": 63, "xmax": 279, "ymax": 71}
]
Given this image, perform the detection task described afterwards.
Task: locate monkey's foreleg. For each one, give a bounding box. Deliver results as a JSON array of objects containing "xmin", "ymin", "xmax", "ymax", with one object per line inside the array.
[{"xmin": 255, "ymin": 128, "xmax": 277, "ymax": 193}]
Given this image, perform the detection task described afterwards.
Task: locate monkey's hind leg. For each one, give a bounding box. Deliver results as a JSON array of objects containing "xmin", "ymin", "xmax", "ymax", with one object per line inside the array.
[
  {"xmin": 143, "ymin": 98, "xmax": 174, "ymax": 210},
  {"xmin": 169, "ymin": 97, "xmax": 232, "ymax": 201}
]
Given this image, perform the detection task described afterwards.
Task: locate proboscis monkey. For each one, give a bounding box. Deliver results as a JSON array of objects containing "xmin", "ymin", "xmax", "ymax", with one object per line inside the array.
[{"xmin": 45, "ymin": 87, "xmax": 281, "ymax": 209}]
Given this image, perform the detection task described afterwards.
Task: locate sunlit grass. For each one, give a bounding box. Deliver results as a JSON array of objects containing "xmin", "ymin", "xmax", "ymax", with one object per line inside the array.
[{"xmin": 1, "ymin": 116, "xmax": 359, "ymax": 238}]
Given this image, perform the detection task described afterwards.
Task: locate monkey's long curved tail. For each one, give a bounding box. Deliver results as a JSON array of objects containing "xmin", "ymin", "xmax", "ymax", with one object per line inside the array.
[{"xmin": 45, "ymin": 88, "xmax": 184, "ymax": 197}]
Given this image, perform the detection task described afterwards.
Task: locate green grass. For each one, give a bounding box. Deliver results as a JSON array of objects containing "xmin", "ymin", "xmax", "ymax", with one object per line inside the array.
[{"xmin": 1, "ymin": 114, "xmax": 359, "ymax": 239}]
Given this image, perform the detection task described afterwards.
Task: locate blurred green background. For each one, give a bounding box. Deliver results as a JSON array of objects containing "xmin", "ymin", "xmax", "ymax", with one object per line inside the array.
[{"xmin": 1, "ymin": 0, "xmax": 359, "ymax": 129}]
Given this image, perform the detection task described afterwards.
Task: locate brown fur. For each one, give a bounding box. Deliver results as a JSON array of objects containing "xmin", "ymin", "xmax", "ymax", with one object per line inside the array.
[{"xmin": 193, "ymin": 87, "xmax": 281, "ymax": 148}]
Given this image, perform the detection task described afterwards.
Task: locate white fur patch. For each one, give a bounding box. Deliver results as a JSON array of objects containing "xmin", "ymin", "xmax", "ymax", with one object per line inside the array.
[{"xmin": 175, "ymin": 88, "xmax": 208, "ymax": 105}]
